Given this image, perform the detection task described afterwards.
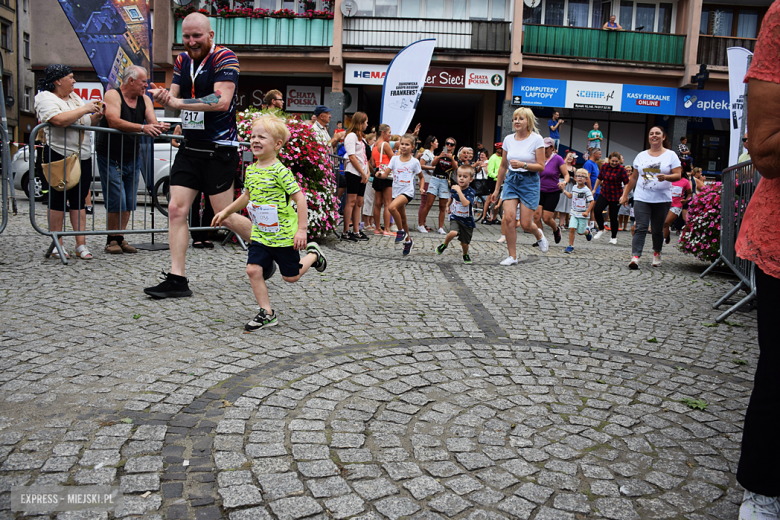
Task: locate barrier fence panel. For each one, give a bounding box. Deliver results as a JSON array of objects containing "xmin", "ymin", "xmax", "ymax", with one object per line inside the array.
[
  {"xmin": 0, "ymin": 125, "xmax": 11, "ymax": 235},
  {"xmin": 700, "ymin": 160, "xmax": 760, "ymax": 322},
  {"xmin": 28, "ymin": 122, "xmax": 252, "ymax": 265}
]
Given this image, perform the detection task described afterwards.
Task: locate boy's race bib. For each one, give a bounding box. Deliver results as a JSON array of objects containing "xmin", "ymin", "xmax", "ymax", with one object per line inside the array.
[
  {"xmin": 572, "ymin": 193, "xmax": 588, "ymax": 213},
  {"xmin": 451, "ymin": 200, "xmax": 470, "ymax": 219},
  {"xmin": 182, "ymin": 110, "xmax": 205, "ymax": 130},
  {"xmin": 247, "ymin": 203, "xmax": 280, "ymax": 233}
]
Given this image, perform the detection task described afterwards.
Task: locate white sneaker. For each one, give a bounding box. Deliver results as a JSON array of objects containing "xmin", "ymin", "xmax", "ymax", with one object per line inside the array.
[
  {"xmin": 537, "ymin": 234, "xmax": 549, "ymax": 253},
  {"xmin": 739, "ymin": 490, "xmax": 780, "ymax": 520},
  {"xmin": 628, "ymin": 256, "xmax": 640, "ymax": 270},
  {"xmin": 417, "ymin": 225, "xmax": 428, "ymax": 233},
  {"xmin": 653, "ymin": 252, "xmax": 661, "ymax": 267},
  {"xmin": 499, "ymin": 256, "xmax": 518, "ymax": 266},
  {"xmin": 609, "ymin": 238, "xmax": 618, "ymax": 245},
  {"xmin": 390, "ymin": 225, "xmax": 399, "ymax": 233},
  {"xmin": 593, "ymin": 230, "xmax": 604, "ymax": 240},
  {"xmin": 497, "ymin": 235, "xmax": 506, "ymax": 243},
  {"xmin": 437, "ymin": 227, "xmax": 446, "ymax": 235}
]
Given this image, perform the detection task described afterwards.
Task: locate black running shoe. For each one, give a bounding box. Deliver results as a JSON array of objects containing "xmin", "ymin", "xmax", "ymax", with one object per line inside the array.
[
  {"xmin": 463, "ymin": 253, "xmax": 472, "ymax": 264},
  {"xmin": 553, "ymin": 228, "xmax": 562, "ymax": 244},
  {"xmin": 245, "ymin": 309, "xmax": 278, "ymax": 331},
  {"xmin": 263, "ymin": 261, "xmax": 277, "ymax": 280},
  {"xmin": 341, "ymin": 232, "xmax": 357, "ymax": 242},
  {"xmin": 436, "ymin": 243, "xmax": 447, "ymax": 255},
  {"xmin": 144, "ymin": 271, "xmax": 193, "ymax": 299},
  {"xmin": 356, "ymin": 231, "xmax": 370, "ymax": 241},
  {"xmin": 306, "ymin": 242, "xmax": 328, "ymax": 272}
]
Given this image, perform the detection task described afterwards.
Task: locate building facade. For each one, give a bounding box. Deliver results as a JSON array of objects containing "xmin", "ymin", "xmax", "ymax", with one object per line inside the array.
[{"xmin": 31, "ymin": 0, "xmax": 771, "ymax": 171}]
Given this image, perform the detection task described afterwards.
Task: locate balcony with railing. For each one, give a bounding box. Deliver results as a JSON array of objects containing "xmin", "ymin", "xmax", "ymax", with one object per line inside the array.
[
  {"xmin": 697, "ymin": 35, "xmax": 757, "ymax": 68},
  {"xmin": 174, "ymin": 17, "xmax": 333, "ymax": 47},
  {"xmin": 522, "ymin": 25, "xmax": 685, "ymax": 66},
  {"xmin": 342, "ymin": 18, "xmax": 511, "ymax": 53}
]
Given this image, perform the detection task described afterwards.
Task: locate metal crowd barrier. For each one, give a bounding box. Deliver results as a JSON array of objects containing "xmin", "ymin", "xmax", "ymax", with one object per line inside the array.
[
  {"xmin": 0, "ymin": 124, "xmax": 11, "ymax": 235},
  {"xmin": 700, "ymin": 160, "xmax": 760, "ymax": 322},
  {"xmin": 28, "ymin": 122, "xmax": 252, "ymax": 265}
]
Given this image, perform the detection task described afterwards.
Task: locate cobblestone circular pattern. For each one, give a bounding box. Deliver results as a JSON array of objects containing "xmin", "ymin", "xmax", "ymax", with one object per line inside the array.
[{"xmin": 211, "ymin": 342, "xmax": 746, "ymax": 520}]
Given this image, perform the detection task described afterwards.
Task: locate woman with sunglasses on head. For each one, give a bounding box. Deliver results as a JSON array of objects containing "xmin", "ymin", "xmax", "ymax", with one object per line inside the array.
[
  {"xmin": 371, "ymin": 124, "xmax": 396, "ymax": 236},
  {"xmin": 417, "ymin": 135, "xmax": 438, "ymax": 233},
  {"xmin": 420, "ymin": 137, "xmax": 457, "ymax": 234},
  {"xmin": 489, "ymin": 107, "xmax": 548, "ymax": 265}
]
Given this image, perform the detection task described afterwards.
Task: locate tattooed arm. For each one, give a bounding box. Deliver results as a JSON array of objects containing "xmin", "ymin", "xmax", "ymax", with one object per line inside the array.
[{"xmin": 149, "ymin": 81, "xmax": 236, "ymax": 112}]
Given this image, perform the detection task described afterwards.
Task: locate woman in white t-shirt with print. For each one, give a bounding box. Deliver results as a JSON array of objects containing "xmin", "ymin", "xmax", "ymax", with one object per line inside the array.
[
  {"xmin": 620, "ymin": 126, "xmax": 682, "ymax": 269},
  {"xmin": 489, "ymin": 107, "xmax": 548, "ymax": 266},
  {"xmin": 341, "ymin": 112, "xmax": 370, "ymax": 242}
]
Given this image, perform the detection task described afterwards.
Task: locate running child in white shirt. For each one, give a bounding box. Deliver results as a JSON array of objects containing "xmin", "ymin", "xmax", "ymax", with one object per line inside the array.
[
  {"xmin": 378, "ymin": 134, "xmax": 422, "ymax": 256},
  {"xmin": 562, "ymin": 168, "xmax": 595, "ymax": 254}
]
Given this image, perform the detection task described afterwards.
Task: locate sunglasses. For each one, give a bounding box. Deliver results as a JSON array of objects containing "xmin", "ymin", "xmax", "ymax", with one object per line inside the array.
[
  {"xmin": 742, "ymin": 138, "xmax": 748, "ymax": 142},
  {"xmin": 446, "ymin": 142, "xmax": 455, "ymax": 146}
]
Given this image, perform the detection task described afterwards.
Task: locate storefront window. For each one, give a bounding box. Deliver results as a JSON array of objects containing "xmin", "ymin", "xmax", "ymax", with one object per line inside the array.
[
  {"xmin": 658, "ymin": 2, "xmax": 672, "ymax": 33},
  {"xmin": 568, "ymin": 0, "xmax": 589, "ymax": 27},
  {"xmin": 737, "ymin": 9, "xmax": 759, "ymax": 38},
  {"xmin": 546, "ymin": 0, "xmax": 565, "ymax": 26},
  {"xmin": 635, "ymin": 3, "xmax": 655, "ymax": 31},
  {"xmin": 620, "ymin": 1, "xmax": 633, "ymax": 30}
]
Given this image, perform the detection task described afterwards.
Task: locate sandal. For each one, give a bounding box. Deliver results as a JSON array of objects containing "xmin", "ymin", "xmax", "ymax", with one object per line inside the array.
[
  {"xmin": 52, "ymin": 250, "xmax": 70, "ymax": 260},
  {"xmin": 75, "ymin": 245, "xmax": 93, "ymax": 260}
]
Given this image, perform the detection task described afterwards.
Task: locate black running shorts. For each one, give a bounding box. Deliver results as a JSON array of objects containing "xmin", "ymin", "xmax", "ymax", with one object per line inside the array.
[{"xmin": 170, "ymin": 143, "xmax": 240, "ymax": 196}]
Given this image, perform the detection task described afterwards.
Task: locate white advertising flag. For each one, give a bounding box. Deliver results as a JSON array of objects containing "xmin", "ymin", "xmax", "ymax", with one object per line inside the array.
[
  {"xmin": 727, "ymin": 47, "xmax": 753, "ymax": 166},
  {"xmin": 380, "ymin": 39, "xmax": 436, "ymax": 135}
]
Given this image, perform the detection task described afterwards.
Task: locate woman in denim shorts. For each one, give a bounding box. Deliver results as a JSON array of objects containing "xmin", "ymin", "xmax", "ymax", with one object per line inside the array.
[{"xmin": 489, "ymin": 107, "xmax": 549, "ymax": 266}]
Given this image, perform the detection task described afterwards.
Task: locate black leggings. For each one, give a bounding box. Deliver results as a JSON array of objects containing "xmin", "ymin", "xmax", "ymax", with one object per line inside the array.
[
  {"xmin": 594, "ymin": 194, "xmax": 620, "ymax": 239},
  {"xmin": 737, "ymin": 267, "xmax": 780, "ymax": 496}
]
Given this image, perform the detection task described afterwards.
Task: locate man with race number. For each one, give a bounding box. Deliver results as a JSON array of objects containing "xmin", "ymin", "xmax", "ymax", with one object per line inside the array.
[{"xmin": 146, "ymin": 12, "xmax": 251, "ymax": 298}]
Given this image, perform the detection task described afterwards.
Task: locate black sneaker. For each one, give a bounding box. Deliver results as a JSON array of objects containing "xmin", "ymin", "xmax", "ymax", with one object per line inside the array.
[
  {"xmin": 463, "ymin": 253, "xmax": 472, "ymax": 264},
  {"xmin": 144, "ymin": 271, "xmax": 193, "ymax": 299},
  {"xmin": 306, "ymin": 242, "xmax": 327, "ymax": 272},
  {"xmin": 263, "ymin": 261, "xmax": 277, "ymax": 280},
  {"xmin": 341, "ymin": 232, "xmax": 357, "ymax": 242},
  {"xmin": 356, "ymin": 231, "xmax": 370, "ymax": 241},
  {"xmin": 532, "ymin": 241, "xmax": 539, "ymax": 247},
  {"xmin": 245, "ymin": 309, "xmax": 278, "ymax": 331},
  {"xmin": 85, "ymin": 205, "xmax": 94, "ymax": 215},
  {"xmin": 553, "ymin": 228, "xmax": 562, "ymax": 244},
  {"xmin": 436, "ymin": 243, "xmax": 447, "ymax": 255}
]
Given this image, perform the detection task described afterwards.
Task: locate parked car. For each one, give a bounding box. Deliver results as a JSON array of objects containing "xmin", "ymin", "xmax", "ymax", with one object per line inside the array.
[{"xmin": 13, "ymin": 118, "xmax": 180, "ymax": 205}]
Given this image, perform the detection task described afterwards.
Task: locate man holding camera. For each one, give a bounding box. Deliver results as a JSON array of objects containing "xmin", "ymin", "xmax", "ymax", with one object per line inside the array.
[{"xmin": 549, "ymin": 111, "xmax": 564, "ymax": 152}]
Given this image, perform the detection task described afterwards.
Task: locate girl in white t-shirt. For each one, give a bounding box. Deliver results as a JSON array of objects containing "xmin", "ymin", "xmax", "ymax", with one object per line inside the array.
[
  {"xmin": 378, "ymin": 134, "xmax": 422, "ymax": 256},
  {"xmin": 619, "ymin": 126, "xmax": 682, "ymax": 269},
  {"xmin": 489, "ymin": 107, "xmax": 548, "ymax": 266}
]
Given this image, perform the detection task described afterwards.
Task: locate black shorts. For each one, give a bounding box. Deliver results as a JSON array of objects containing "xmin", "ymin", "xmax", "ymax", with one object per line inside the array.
[
  {"xmin": 338, "ymin": 173, "xmax": 347, "ymax": 189},
  {"xmin": 487, "ymin": 179, "xmax": 497, "ymax": 194},
  {"xmin": 345, "ymin": 173, "xmax": 366, "ymax": 196},
  {"xmin": 372, "ymin": 177, "xmax": 392, "ymax": 192},
  {"xmin": 247, "ymin": 242, "xmax": 301, "ymax": 278},
  {"xmin": 538, "ymin": 190, "xmax": 561, "ymax": 213},
  {"xmin": 170, "ymin": 143, "xmax": 240, "ymax": 196},
  {"xmin": 42, "ymin": 147, "xmax": 92, "ymax": 212},
  {"xmin": 450, "ymin": 219, "xmax": 474, "ymax": 245}
]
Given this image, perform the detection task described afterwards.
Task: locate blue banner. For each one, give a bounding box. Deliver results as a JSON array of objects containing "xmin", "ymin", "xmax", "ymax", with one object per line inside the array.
[
  {"xmin": 621, "ymin": 85, "xmax": 677, "ymax": 115},
  {"xmin": 675, "ymin": 89, "xmax": 731, "ymax": 119},
  {"xmin": 512, "ymin": 78, "xmax": 567, "ymax": 107},
  {"xmin": 57, "ymin": 0, "xmax": 152, "ymax": 90}
]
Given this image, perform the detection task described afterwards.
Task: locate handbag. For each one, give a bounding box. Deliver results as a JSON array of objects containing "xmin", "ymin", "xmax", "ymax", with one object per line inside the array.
[
  {"xmin": 472, "ymin": 178, "xmax": 489, "ymax": 196},
  {"xmin": 42, "ymin": 131, "xmax": 83, "ymax": 192}
]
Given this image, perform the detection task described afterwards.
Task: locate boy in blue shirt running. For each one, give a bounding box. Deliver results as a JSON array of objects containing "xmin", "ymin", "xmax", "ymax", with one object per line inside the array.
[{"xmin": 436, "ymin": 165, "xmax": 476, "ymax": 264}]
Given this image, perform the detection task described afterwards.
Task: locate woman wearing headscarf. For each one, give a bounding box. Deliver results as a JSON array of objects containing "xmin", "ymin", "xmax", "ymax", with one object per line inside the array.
[{"xmin": 34, "ymin": 64, "xmax": 103, "ymax": 259}]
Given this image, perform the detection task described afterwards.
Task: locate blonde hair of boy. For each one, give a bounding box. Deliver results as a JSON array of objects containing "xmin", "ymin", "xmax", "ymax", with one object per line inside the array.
[
  {"xmin": 511, "ymin": 107, "xmax": 539, "ymax": 135},
  {"xmin": 574, "ymin": 168, "xmax": 590, "ymax": 180},
  {"xmin": 458, "ymin": 164, "xmax": 475, "ymax": 178},
  {"xmin": 252, "ymin": 114, "xmax": 290, "ymax": 146}
]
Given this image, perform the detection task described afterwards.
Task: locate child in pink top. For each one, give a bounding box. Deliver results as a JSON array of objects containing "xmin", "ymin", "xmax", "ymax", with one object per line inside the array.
[{"xmin": 663, "ymin": 176, "xmax": 691, "ymax": 244}]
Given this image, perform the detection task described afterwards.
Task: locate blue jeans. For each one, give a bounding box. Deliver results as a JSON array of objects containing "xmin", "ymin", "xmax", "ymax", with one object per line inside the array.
[{"xmin": 97, "ymin": 155, "xmax": 139, "ymax": 213}]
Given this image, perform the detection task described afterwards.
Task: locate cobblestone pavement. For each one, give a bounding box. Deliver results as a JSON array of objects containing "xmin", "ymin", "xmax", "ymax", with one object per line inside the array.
[{"xmin": 0, "ymin": 200, "xmax": 758, "ymax": 519}]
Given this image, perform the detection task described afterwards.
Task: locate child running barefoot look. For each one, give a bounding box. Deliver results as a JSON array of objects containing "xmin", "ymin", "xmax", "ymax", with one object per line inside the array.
[
  {"xmin": 383, "ymin": 134, "xmax": 422, "ymax": 256},
  {"xmin": 437, "ymin": 165, "xmax": 476, "ymax": 264},
  {"xmin": 212, "ymin": 115, "xmax": 327, "ymax": 331},
  {"xmin": 563, "ymin": 169, "xmax": 595, "ymax": 254}
]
